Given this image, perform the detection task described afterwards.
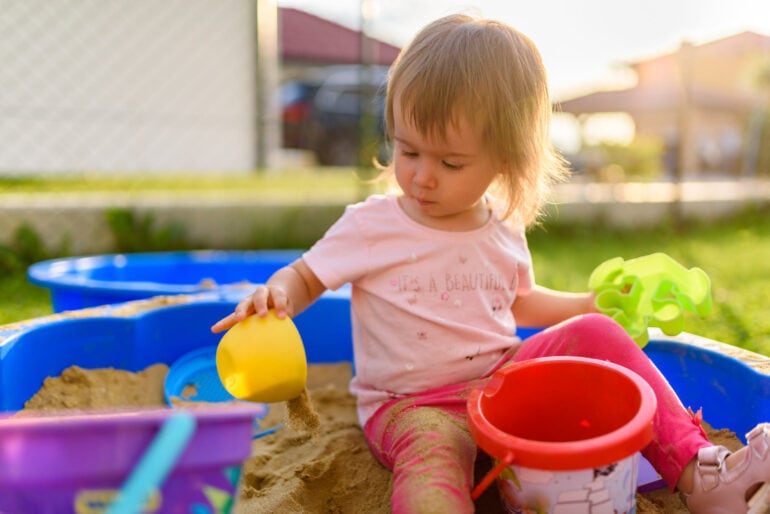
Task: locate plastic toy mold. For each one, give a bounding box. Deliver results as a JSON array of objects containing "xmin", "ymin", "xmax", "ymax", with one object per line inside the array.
[{"xmin": 588, "ymin": 253, "xmax": 713, "ymax": 347}]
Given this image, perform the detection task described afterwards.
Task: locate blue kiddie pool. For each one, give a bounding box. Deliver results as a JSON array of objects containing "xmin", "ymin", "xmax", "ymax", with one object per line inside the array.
[{"xmin": 27, "ymin": 250, "xmax": 310, "ymax": 312}]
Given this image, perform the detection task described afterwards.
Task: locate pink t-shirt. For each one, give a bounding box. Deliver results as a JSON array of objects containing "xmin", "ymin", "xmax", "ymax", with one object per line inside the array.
[{"xmin": 303, "ymin": 194, "xmax": 534, "ymax": 425}]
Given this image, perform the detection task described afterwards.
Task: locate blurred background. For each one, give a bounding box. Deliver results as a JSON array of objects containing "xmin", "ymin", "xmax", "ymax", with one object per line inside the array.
[{"xmin": 1, "ymin": 0, "xmax": 769, "ymax": 352}]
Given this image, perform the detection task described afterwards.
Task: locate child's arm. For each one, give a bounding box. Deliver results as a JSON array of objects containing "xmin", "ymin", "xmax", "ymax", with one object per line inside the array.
[
  {"xmin": 511, "ymin": 284, "xmax": 597, "ymax": 328},
  {"xmin": 211, "ymin": 258, "xmax": 327, "ymax": 333}
]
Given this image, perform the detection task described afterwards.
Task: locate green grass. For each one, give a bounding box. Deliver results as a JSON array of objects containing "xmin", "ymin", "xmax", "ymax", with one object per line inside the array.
[
  {"xmin": 0, "ymin": 169, "xmax": 385, "ymax": 201},
  {"xmin": 0, "ymin": 274, "xmax": 52, "ymax": 324}
]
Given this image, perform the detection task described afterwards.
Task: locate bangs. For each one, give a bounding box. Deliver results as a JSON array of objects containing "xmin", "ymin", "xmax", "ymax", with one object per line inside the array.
[
  {"xmin": 386, "ymin": 23, "xmax": 495, "ymax": 144},
  {"xmin": 392, "ymin": 68, "xmax": 480, "ymax": 145}
]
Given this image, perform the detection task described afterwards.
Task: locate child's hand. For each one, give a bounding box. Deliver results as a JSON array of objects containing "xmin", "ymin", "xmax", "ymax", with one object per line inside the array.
[
  {"xmin": 212, "ymin": 260, "xmax": 322, "ymax": 334},
  {"xmin": 210, "ymin": 284, "xmax": 293, "ymax": 333}
]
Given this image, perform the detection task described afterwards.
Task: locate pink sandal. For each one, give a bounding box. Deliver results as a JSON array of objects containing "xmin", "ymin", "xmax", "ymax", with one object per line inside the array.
[{"xmin": 685, "ymin": 423, "xmax": 770, "ymax": 513}]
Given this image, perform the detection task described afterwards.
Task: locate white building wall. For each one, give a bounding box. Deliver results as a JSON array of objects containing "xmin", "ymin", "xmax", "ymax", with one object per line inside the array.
[{"xmin": 0, "ymin": 0, "xmax": 260, "ymax": 174}]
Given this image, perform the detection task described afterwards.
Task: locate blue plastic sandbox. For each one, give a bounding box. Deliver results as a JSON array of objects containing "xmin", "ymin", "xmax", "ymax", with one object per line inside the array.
[
  {"xmin": 1, "ymin": 289, "xmax": 769, "ymax": 443},
  {"xmin": 0, "ymin": 289, "xmax": 352, "ymax": 412},
  {"xmin": 27, "ymin": 250, "xmax": 308, "ymax": 312},
  {"xmin": 1, "ymin": 288, "xmax": 770, "ymax": 511}
]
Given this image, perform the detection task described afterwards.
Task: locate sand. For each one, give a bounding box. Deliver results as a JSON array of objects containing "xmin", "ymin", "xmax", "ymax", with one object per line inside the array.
[{"xmin": 22, "ymin": 362, "xmax": 743, "ymax": 513}]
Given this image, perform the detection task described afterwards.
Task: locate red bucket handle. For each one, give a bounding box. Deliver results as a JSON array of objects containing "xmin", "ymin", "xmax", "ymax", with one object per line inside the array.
[{"xmin": 471, "ymin": 451, "xmax": 514, "ymax": 500}]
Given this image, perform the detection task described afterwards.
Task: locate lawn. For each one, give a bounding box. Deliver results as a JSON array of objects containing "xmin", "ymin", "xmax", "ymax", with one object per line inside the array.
[
  {"xmin": 0, "ymin": 169, "xmax": 382, "ymax": 202},
  {"xmin": 526, "ymin": 209, "xmax": 770, "ymax": 356},
  {"xmin": 2, "ymin": 205, "xmax": 768, "ymax": 356}
]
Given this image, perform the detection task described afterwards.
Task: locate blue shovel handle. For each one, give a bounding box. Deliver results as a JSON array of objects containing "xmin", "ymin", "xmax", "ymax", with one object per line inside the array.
[{"xmin": 106, "ymin": 412, "xmax": 197, "ymax": 514}]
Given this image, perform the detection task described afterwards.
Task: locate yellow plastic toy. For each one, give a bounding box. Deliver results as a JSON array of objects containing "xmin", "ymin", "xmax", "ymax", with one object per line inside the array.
[
  {"xmin": 216, "ymin": 311, "xmax": 307, "ymax": 403},
  {"xmin": 589, "ymin": 253, "xmax": 713, "ymax": 347}
]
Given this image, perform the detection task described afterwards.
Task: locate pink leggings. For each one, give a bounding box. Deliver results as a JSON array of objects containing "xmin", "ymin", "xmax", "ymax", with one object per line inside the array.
[{"xmin": 363, "ymin": 314, "xmax": 710, "ymax": 513}]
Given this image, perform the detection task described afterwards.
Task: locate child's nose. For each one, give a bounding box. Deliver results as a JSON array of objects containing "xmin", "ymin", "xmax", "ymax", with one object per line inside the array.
[{"xmin": 413, "ymin": 162, "xmax": 437, "ymax": 187}]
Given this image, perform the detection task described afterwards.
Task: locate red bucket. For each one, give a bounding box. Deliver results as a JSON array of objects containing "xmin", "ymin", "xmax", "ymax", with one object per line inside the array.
[{"xmin": 468, "ymin": 356, "xmax": 656, "ymax": 513}]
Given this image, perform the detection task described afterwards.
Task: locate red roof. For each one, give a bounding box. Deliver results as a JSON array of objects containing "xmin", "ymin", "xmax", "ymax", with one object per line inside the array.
[{"xmin": 279, "ymin": 7, "xmax": 401, "ymax": 66}]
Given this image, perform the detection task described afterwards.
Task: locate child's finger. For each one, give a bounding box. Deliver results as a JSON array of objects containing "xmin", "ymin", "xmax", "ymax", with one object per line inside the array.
[
  {"xmin": 210, "ymin": 312, "xmax": 237, "ymax": 333},
  {"xmin": 252, "ymin": 285, "xmax": 271, "ymax": 316},
  {"xmin": 270, "ymin": 292, "xmax": 291, "ymax": 319}
]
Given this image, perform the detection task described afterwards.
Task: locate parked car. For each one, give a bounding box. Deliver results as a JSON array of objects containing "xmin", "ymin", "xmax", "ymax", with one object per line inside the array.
[
  {"xmin": 280, "ymin": 76, "xmax": 323, "ymax": 151},
  {"xmin": 280, "ymin": 65, "xmax": 390, "ymax": 166}
]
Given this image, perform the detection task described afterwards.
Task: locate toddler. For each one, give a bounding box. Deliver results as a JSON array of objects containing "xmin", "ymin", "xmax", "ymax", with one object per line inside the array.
[{"xmin": 213, "ymin": 14, "xmax": 770, "ymax": 513}]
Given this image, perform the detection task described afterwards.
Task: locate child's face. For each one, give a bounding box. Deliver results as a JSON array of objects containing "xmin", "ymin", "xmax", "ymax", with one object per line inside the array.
[{"xmin": 391, "ymin": 101, "xmax": 501, "ymax": 231}]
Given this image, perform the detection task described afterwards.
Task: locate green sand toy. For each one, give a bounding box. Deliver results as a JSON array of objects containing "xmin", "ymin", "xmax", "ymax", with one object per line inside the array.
[{"xmin": 589, "ymin": 253, "xmax": 713, "ymax": 347}]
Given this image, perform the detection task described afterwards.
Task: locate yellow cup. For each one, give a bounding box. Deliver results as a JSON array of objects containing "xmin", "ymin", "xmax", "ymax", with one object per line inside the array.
[{"xmin": 216, "ymin": 311, "xmax": 307, "ymax": 403}]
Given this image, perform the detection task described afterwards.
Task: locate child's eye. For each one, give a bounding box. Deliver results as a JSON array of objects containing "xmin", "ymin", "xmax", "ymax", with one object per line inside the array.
[
  {"xmin": 442, "ymin": 161, "xmax": 462, "ymax": 170},
  {"xmin": 401, "ymin": 150, "xmax": 418, "ymax": 158}
]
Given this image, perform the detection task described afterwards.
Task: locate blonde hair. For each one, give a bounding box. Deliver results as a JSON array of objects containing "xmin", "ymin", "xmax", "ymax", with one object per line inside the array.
[{"xmin": 384, "ymin": 14, "xmax": 569, "ymax": 226}]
